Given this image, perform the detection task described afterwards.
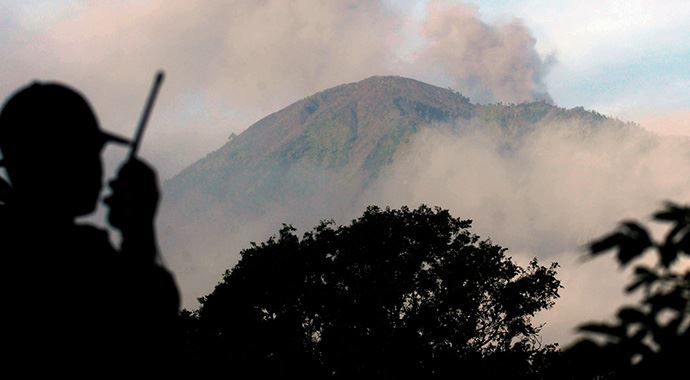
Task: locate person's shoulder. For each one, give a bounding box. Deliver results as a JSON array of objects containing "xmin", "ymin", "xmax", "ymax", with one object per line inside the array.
[
  {"xmin": 73, "ymin": 223, "xmax": 117, "ymax": 256},
  {"xmin": 0, "ymin": 203, "xmax": 20, "ymax": 238},
  {"xmin": 152, "ymin": 264, "xmax": 180, "ymax": 295},
  {"xmin": 0, "ymin": 205, "xmax": 15, "ymax": 252},
  {"xmin": 0, "ymin": 178, "xmax": 11, "ymax": 204},
  {"xmin": 0, "ymin": 204, "xmax": 8, "ymax": 225},
  {"xmin": 0, "ymin": 177, "xmax": 14, "ymax": 226},
  {"xmin": 150, "ymin": 264, "xmax": 181, "ymax": 313}
]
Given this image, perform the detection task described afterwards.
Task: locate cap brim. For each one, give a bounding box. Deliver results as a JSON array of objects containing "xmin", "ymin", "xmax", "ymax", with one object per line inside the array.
[{"xmin": 101, "ymin": 130, "xmax": 130, "ymax": 145}]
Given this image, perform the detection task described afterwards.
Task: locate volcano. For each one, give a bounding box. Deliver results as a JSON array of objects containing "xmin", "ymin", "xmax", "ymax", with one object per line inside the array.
[{"xmin": 160, "ymin": 76, "xmax": 633, "ymax": 306}]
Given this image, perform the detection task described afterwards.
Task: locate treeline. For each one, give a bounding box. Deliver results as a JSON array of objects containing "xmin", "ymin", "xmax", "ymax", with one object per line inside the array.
[{"xmin": 179, "ymin": 205, "xmax": 689, "ymax": 379}]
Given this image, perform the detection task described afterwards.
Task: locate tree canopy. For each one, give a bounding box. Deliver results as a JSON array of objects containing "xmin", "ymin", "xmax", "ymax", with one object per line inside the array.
[{"xmin": 183, "ymin": 205, "xmax": 560, "ymax": 377}]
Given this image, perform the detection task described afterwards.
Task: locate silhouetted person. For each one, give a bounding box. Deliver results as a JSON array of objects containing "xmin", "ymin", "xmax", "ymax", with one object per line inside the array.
[{"xmin": 0, "ymin": 82, "xmax": 179, "ymax": 372}]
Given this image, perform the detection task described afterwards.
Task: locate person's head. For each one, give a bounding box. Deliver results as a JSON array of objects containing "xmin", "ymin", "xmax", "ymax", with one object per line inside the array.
[{"xmin": 0, "ymin": 82, "xmax": 128, "ymax": 218}]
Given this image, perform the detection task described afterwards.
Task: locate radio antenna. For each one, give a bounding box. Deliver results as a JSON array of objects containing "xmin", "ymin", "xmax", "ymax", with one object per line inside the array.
[{"xmin": 129, "ymin": 70, "xmax": 164, "ymax": 159}]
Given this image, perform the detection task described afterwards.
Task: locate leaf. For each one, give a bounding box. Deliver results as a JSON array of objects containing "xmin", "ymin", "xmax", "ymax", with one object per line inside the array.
[
  {"xmin": 646, "ymin": 290, "xmax": 687, "ymax": 313},
  {"xmin": 616, "ymin": 222, "xmax": 653, "ymax": 266},
  {"xmin": 621, "ymin": 221, "xmax": 651, "ymax": 240},
  {"xmin": 633, "ymin": 266, "xmax": 658, "ymax": 278},
  {"xmin": 652, "ymin": 316, "xmax": 684, "ymax": 348},
  {"xmin": 617, "ymin": 246, "xmax": 646, "ymax": 266},
  {"xmin": 565, "ymin": 338, "xmax": 601, "ymax": 358},
  {"xmin": 663, "ymin": 223, "xmax": 685, "ymax": 247},
  {"xmin": 625, "ymin": 278, "xmax": 647, "ymax": 293},
  {"xmin": 578, "ymin": 322, "xmax": 626, "ymax": 338},
  {"xmin": 653, "ymin": 202, "xmax": 690, "ymax": 223},
  {"xmin": 589, "ymin": 233, "xmax": 624, "ymax": 256},
  {"xmin": 625, "ymin": 267, "xmax": 658, "ymax": 293},
  {"xmin": 678, "ymin": 229, "xmax": 690, "ymax": 255},
  {"xmin": 629, "ymin": 328, "xmax": 647, "ymax": 342},
  {"xmin": 617, "ymin": 307, "xmax": 648, "ymax": 325},
  {"xmin": 0, "ymin": 177, "xmax": 11, "ymax": 205},
  {"xmin": 664, "ymin": 317, "xmax": 683, "ymax": 335},
  {"xmin": 658, "ymin": 243, "xmax": 679, "ymax": 268}
]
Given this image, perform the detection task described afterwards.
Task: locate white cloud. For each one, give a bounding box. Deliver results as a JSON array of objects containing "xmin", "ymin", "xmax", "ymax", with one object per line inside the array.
[{"xmin": 500, "ymin": 0, "xmax": 690, "ymax": 65}]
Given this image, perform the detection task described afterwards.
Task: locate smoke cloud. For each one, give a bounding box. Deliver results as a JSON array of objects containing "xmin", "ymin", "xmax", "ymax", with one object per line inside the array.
[{"xmin": 416, "ymin": 2, "xmax": 554, "ymax": 103}]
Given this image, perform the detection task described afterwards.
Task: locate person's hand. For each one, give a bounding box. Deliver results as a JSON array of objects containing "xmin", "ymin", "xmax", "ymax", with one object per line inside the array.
[{"xmin": 104, "ymin": 158, "xmax": 160, "ymax": 234}]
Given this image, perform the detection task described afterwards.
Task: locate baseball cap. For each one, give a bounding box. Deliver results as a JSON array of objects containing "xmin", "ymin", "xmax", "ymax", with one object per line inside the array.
[{"xmin": 0, "ymin": 82, "xmax": 129, "ymax": 167}]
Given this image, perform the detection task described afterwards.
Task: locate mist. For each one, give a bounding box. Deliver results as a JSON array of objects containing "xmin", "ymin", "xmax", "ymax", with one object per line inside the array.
[{"xmin": 359, "ymin": 119, "xmax": 690, "ymax": 343}]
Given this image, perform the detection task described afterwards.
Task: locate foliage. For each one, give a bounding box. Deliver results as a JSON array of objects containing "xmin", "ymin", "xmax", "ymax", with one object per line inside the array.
[
  {"xmin": 184, "ymin": 205, "xmax": 560, "ymax": 377},
  {"xmin": 556, "ymin": 202, "xmax": 690, "ymax": 379}
]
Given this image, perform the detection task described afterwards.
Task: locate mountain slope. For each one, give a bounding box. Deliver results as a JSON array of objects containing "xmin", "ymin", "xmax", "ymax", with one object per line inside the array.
[
  {"xmin": 160, "ymin": 75, "xmax": 634, "ymax": 306},
  {"xmin": 164, "ymin": 76, "xmax": 625, "ymax": 219}
]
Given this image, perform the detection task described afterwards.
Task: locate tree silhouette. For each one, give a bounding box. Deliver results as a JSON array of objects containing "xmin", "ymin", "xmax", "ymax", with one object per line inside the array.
[
  {"xmin": 184, "ymin": 205, "xmax": 560, "ymax": 377},
  {"xmin": 553, "ymin": 202, "xmax": 690, "ymax": 379}
]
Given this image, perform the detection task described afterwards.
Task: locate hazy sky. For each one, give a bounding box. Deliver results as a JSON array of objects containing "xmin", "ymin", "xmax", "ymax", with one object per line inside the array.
[{"xmin": 1, "ymin": 0, "xmax": 688, "ymax": 178}]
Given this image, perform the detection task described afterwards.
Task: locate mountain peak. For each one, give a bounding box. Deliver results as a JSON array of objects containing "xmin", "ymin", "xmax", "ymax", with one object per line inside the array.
[
  {"xmin": 309, "ymin": 75, "xmax": 471, "ymax": 109},
  {"xmin": 343, "ymin": 75, "xmax": 453, "ymax": 92},
  {"xmin": 164, "ymin": 76, "xmax": 621, "ymax": 216}
]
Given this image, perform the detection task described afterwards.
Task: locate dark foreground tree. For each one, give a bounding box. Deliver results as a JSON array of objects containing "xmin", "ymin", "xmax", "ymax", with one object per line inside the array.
[
  {"xmin": 183, "ymin": 205, "xmax": 560, "ymax": 377},
  {"xmin": 550, "ymin": 202, "xmax": 690, "ymax": 379}
]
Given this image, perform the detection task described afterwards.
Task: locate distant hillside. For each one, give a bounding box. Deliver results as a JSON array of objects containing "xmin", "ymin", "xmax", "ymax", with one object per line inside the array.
[
  {"xmin": 159, "ymin": 75, "xmax": 635, "ymax": 306},
  {"xmin": 164, "ymin": 76, "xmax": 627, "ymax": 219}
]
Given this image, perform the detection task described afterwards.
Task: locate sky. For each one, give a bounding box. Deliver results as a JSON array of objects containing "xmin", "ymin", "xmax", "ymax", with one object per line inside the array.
[
  {"xmin": 1, "ymin": 0, "xmax": 688, "ymax": 179},
  {"xmin": 466, "ymin": 0, "xmax": 690, "ymax": 126}
]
